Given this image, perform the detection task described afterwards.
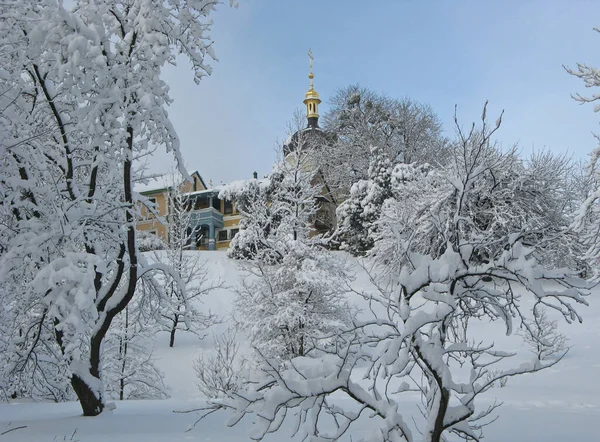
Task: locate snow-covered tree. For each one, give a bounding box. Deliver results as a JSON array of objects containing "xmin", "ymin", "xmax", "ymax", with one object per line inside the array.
[
  {"xmin": 221, "ymin": 150, "xmax": 353, "ymax": 361},
  {"xmin": 216, "ymin": 104, "xmax": 589, "ymax": 442},
  {"xmin": 0, "ymin": 0, "xmax": 235, "ymax": 416},
  {"xmin": 519, "ymin": 306, "xmax": 569, "ymax": 362},
  {"xmin": 102, "ymin": 296, "xmax": 167, "ymax": 401},
  {"xmin": 235, "ymin": 246, "xmax": 352, "ymax": 361},
  {"xmin": 318, "ymin": 85, "xmax": 448, "ymax": 199},
  {"xmin": 566, "ymin": 36, "xmax": 600, "ymax": 280},
  {"xmin": 153, "ymin": 172, "xmax": 220, "ymax": 348},
  {"xmin": 222, "ymin": 111, "xmax": 334, "ymax": 260},
  {"xmin": 335, "ymin": 145, "xmax": 393, "ymax": 255},
  {"xmin": 219, "ymin": 175, "xmax": 279, "ymax": 261}
]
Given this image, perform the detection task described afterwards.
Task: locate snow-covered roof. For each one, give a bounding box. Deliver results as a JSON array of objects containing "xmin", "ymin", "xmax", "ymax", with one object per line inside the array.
[
  {"xmin": 135, "ymin": 171, "xmax": 208, "ymax": 194},
  {"xmin": 187, "ymin": 186, "xmax": 224, "ymax": 197},
  {"xmin": 134, "ymin": 176, "xmax": 167, "ymax": 193}
]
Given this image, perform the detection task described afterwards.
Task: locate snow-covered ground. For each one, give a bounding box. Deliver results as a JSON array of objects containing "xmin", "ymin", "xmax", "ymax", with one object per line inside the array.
[{"xmin": 1, "ymin": 251, "xmax": 599, "ymax": 441}]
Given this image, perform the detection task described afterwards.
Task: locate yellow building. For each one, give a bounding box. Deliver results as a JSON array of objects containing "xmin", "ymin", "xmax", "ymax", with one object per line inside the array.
[{"xmin": 137, "ymin": 171, "xmax": 241, "ymax": 251}]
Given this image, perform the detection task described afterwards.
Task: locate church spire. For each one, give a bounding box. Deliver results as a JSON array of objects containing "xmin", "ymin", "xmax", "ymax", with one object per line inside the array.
[{"xmin": 303, "ymin": 49, "xmax": 321, "ymax": 128}]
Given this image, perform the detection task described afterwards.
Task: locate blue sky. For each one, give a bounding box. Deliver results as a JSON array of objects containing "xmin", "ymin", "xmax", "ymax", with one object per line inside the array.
[{"xmin": 151, "ymin": 0, "xmax": 600, "ymax": 185}]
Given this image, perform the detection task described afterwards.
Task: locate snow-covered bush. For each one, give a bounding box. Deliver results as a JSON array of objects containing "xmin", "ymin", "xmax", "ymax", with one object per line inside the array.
[
  {"xmin": 194, "ymin": 328, "xmax": 246, "ymax": 399},
  {"xmin": 138, "ymin": 232, "xmax": 164, "ymax": 252}
]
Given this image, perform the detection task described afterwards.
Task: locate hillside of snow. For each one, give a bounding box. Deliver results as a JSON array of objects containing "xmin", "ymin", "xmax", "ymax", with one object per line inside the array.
[{"xmin": 1, "ymin": 251, "xmax": 598, "ymax": 441}]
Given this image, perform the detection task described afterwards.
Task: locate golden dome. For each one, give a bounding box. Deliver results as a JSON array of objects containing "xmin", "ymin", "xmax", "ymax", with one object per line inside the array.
[
  {"xmin": 305, "ymin": 86, "xmax": 320, "ymax": 101},
  {"xmin": 304, "ymin": 49, "xmax": 321, "ymax": 122}
]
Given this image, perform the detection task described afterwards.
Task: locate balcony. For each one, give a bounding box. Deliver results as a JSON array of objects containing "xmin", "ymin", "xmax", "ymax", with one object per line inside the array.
[{"xmin": 189, "ymin": 207, "xmax": 224, "ymax": 229}]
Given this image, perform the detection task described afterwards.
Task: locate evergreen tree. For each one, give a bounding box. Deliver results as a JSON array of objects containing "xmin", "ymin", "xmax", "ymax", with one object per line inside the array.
[
  {"xmin": 221, "ymin": 150, "xmax": 353, "ymax": 361},
  {"xmin": 336, "ymin": 146, "xmax": 393, "ymax": 255}
]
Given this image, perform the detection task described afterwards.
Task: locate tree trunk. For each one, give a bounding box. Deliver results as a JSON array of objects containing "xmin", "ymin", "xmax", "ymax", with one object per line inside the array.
[
  {"xmin": 169, "ymin": 313, "xmax": 179, "ymax": 348},
  {"xmin": 430, "ymin": 387, "xmax": 449, "ymax": 442},
  {"xmin": 119, "ymin": 337, "xmax": 125, "ymax": 401},
  {"xmin": 119, "ymin": 306, "xmax": 130, "ymax": 400},
  {"xmin": 71, "ymin": 374, "xmax": 103, "ymax": 416},
  {"xmin": 56, "ymin": 317, "xmax": 104, "ymax": 416}
]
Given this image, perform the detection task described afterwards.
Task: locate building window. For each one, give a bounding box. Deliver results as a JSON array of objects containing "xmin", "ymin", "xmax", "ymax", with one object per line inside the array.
[
  {"xmin": 217, "ymin": 230, "xmax": 228, "ymax": 242},
  {"xmin": 230, "ymin": 229, "xmax": 239, "ymax": 240},
  {"xmin": 224, "ymin": 200, "xmax": 233, "ymax": 214},
  {"xmin": 147, "ymin": 197, "xmax": 159, "ymax": 214},
  {"xmin": 194, "ymin": 198, "xmax": 209, "ymax": 210}
]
